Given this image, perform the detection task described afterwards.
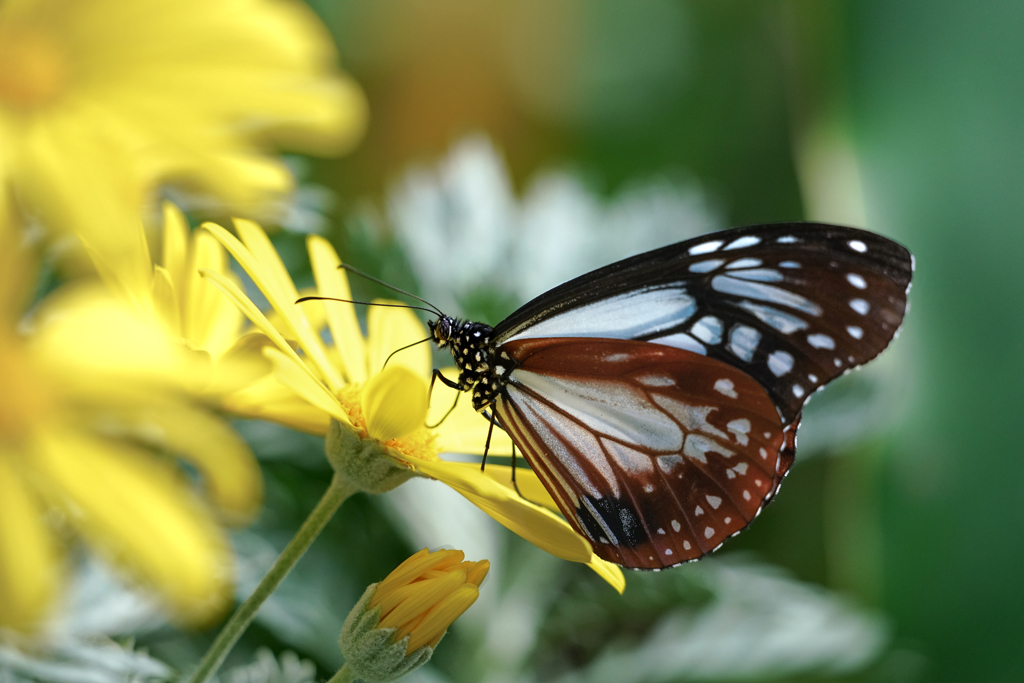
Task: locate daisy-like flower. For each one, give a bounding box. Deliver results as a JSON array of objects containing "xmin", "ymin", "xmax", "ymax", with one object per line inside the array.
[
  {"xmin": 0, "ymin": 0, "xmax": 367, "ymax": 290},
  {"xmin": 0, "ymin": 217, "xmax": 262, "ymax": 632},
  {"xmin": 200, "ymin": 219, "xmax": 624, "ymax": 591}
]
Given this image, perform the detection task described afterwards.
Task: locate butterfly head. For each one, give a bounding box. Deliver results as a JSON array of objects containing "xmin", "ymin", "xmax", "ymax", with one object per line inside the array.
[{"xmin": 428, "ymin": 315, "xmax": 459, "ymax": 349}]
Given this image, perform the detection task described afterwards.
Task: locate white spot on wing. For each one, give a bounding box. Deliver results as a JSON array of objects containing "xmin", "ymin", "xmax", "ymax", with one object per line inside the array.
[
  {"xmin": 847, "ymin": 325, "xmax": 864, "ymax": 339},
  {"xmin": 807, "ymin": 333, "xmax": 836, "ymax": 349},
  {"xmin": 704, "ymin": 527, "xmax": 715, "ymax": 539},
  {"xmin": 691, "ymin": 315, "xmax": 723, "ymax": 344},
  {"xmin": 689, "ymin": 240, "xmax": 724, "ymax": 255},
  {"xmin": 777, "ymin": 235, "xmax": 798, "ymax": 243},
  {"xmin": 683, "ymin": 541, "xmax": 691, "ymax": 550},
  {"xmin": 665, "ymin": 549, "xmax": 673, "ymax": 556},
  {"xmin": 793, "ymin": 384, "xmax": 805, "ymax": 398},
  {"xmin": 689, "ymin": 259, "xmax": 724, "ymax": 273},
  {"xmin": 779, "ymin": 260, "xmax": 800, "ymax": 268},
  {"xmin": 695, "ymin": 505, "xmax": 704, "ymax": 516},
  {"xmin": 727, "ymin": 418, "xmax": 751, "ymax": 446},
  {"xmin": 847, "ymin": 273, "xmax": 868, "ymax": 289},
  {"xmin": 706, "ymin": 495, "xmax": 722, "ymax": 509},
  {"xmin": 714, "ymin": 378, "xmax": 737, "ymax": 398},
  {"xmin": 725, "ymin": 235, "xmax": 761, "ymax": 250},
  {"xmin": 850, "ymin": 298, "xmax": 870, "ymax": 315},
  {"xmin": 848, "ymin": 240, "xmax": 868, "ymax": 253},
  {"xmin": 726, "ymin": 257, "xmax": 763, "ymax": 269},
  {"xmin": 671, "ymin": 520, "xmax": 681, "ymax": 532},
  {"xmin": 768, "ymin": 350, "xmax": 794, "ymax": 376},
  {"xmin": 729, "ymin": 325, "xmax": 761, "ymax": 362}
]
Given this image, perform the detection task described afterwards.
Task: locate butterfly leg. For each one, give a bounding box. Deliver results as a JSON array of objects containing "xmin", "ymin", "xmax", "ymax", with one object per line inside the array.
[
  {"xmin": 510, "ymin": 441, "xmax": 524, "ymax": 499},
  {"xmin": 480, "ymin": 410, "xmax": 497, "ymax": 472},
  {"xmin": 426, "ymin": 369, "xmax": 462, "ymax": 429}
]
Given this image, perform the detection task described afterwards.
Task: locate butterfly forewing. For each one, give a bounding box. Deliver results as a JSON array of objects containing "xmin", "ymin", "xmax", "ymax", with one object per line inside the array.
[
  {"xmin": 495, "ymin": 337, "xmax": 790, "ymax": 569},
  {"xmin": 494, "ymin": 223, "xmax": 913, "ymax": 424}
]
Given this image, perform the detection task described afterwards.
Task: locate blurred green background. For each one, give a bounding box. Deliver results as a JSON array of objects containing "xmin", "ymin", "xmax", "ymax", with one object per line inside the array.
[{"xmin": 128, "ymin": 2, "xmax": 1024, "ymax": 681}]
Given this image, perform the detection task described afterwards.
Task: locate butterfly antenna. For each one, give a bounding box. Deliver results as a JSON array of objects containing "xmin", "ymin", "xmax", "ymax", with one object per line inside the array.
[
  {"xmin": 339, "ymin": 264, "xmax": 444, "ymax": 316},
  {"xmin": 295, "ymin": 295, "xmax": 439, "ymax": 317},
  {"xmin": 382, "ymin": 336, "xmax": 432, "ymax": 370}
]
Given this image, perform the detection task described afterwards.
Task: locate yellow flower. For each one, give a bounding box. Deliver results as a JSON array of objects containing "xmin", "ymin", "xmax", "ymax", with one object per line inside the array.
[
  {"xmin": 96, "ymin": 201, "xmax": 270, "ymax": 397},
  {"xmin": 201, "ymin": 218, "xmax": 625, "ymax": 592},
  {"xmin": 0, "ymin": 0, "xmax": 368, "ymax": 292},
  {"xmin": 0, "ymin": 218, "xmax": 262, "ymax": 632},
  {"xmin": 339, "ymin": 548, "xmax": 488, "ymax": 682}
]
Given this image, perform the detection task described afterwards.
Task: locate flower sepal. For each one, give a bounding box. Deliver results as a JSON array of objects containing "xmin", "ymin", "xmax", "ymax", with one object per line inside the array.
[
  {"xmin": 338, "ymin": 585, "xmax": 433, "ymax": 683},
  {"xmin": 326, "ymin": 419, "xmax": 416, "ymax": 495}
]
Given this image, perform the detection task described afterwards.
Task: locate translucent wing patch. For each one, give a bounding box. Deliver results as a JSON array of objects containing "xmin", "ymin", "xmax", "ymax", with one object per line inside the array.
[
  {"xmin": 495, "ymin": 223, "xmax": 913, "ymax": 425},
  {"xmin": 495, "ymin": 337, "xmax": 789, "ymax": 570}
]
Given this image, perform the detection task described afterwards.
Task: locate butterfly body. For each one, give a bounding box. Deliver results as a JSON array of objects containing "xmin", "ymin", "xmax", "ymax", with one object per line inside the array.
[{"xmin": 428, "ymin": 223, "xmax": 913, "ymax": 570}]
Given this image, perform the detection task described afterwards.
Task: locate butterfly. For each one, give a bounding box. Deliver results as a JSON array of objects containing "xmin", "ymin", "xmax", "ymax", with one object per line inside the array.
[{"xmin": 426, "ymin": 222, "xmax": 913, "ymax": 570}]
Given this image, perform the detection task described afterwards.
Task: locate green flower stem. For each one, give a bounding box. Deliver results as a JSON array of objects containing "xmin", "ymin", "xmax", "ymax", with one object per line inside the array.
[
  {"xmin": 187, "ymin": 473, "xmax": 358, "ymax": 683},
  {"xmin": 325, "ymin": 663, "xmax": 359, "ymax": 683}
]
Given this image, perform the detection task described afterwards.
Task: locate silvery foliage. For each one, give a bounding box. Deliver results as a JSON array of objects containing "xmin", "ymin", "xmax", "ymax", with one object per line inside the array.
[
  {"xmin": 219, "ymin": 648, "xmax": 316, "ymax": 683},
  {"xmin": 545, "ymin": 559, "xmax": 889, "ymax": 683},
  {"xmin": 0, "ymin": 560, "xmax": 169, "ymax": 683},
  {"xmin": 387, "ymin": 134, "xmax": 721, "ymax": 314}
]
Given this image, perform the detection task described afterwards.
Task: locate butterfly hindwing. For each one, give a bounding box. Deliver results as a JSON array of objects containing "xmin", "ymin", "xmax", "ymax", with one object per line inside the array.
[
  {"xmin": 494, "ymin": 336, "xmax": 789, "ymax": 569},
  {"xmin": 494, "ymin": 223, "xmax": 913, "ymax": 424}
]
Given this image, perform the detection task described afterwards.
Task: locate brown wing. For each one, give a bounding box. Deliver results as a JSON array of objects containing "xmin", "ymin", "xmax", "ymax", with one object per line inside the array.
[{"xmin": 495, "ymin": 336, "xmax": 791, "ymax": 570}]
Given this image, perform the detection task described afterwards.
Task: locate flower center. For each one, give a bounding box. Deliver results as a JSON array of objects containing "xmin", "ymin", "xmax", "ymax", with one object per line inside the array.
[
  {"xmin": 0, "ymin": 29, "xmax": 69, "ymax": 110},
  {"xmin": 336, "ymin": 383, "xmax": 440, "ymax": 464},
  {"xmin": 0, "ymin": 339, "xmax": 52, "ymax": 441}
]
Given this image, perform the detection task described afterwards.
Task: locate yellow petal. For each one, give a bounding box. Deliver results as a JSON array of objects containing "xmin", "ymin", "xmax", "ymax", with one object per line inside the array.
[
  {"xmin": 160, "ymin": 201, "xmax": 190, "ymax": 292},
  {"xmin": 108, "ymin": 403, "xmax": 263, "ymax": 524},
  {"xmin": 230, "ymin": 219, "xmax": 344, "ymax": 391},
  {"xmin": 222, "ymin": 373, "xmax": 332, "ymax": 436},
  {"xmin": 263, "ymin": 346, "xmax": 350, "ymax": 425},
  {"xmin": 307, "ymin": 235, "xmax": 367, "ymax": 384},
  {"xmin": 362, "ymin": 366, "xmax": 428, "ymax": 442},
  {"xmin": 459, "ymin": 463, "xmax": 559, "ymax": 514},
  {"xmin": 587, "ymin": 557, "xmax": 626, "ymax": 594},
  {"xmin": 199, "ymin": 268, "xmax": 315, "ymax": 383},
  {"xmin": 17, "ymin": 113, "xmax": 152, "ymax": 309},
  {"xmin": 184, "ymin": 229, "xmax": 243, "ymax": 357},
  {"xmin": 408, "ymin": 584, "xmax": 479, "ymax": 651},
  {"xmin": 151, "ymin": 265, "xmax": 181, "ymax": 337},
  {"xmin": 366, "ymin": 303, "xmax": 431, "ymax": 381},
  {"xmin": 29, "ymin": 429, "xmax": 232, "ymax": 624},
  {"xmin": 31, "ymin": 286, "xmax": 195, "ymax": 390},
  {"xmin": 410, "ymin": 457, "xmax": 593, "ymax": 564},
  {"xmin": 0, "ymin": 453, "xmax": 60, "ymax": 632}
]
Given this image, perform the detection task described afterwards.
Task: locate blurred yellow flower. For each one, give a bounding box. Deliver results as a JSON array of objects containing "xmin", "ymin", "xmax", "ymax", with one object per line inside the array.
[
  {"xmin": 200, "ymin": 219, "xmax": 625, "ymax": 592},
  {"xmin": 0, "ymin": 219, "xmax": 262, "ymax": 632},
  {"xmin": 97, "ymin": 201, "xmax": 271, "ymax": 398},
  {"xmin": 0, "ymin": 0, "xmax": 368, "ymax": 288}
]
